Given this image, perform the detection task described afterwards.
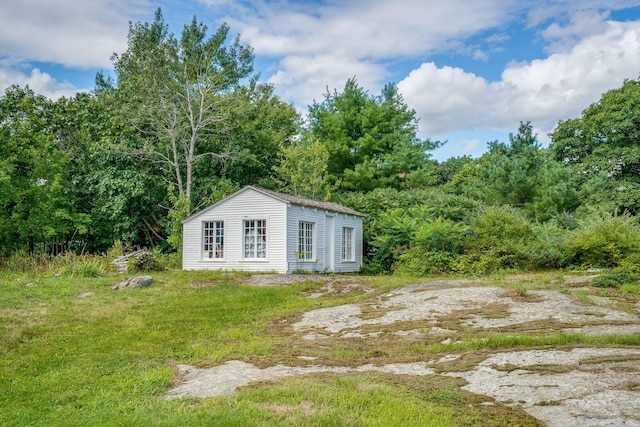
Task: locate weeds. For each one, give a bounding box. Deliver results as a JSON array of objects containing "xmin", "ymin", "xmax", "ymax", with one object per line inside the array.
[
  {"xmin": 573, "ymin": 289, "xmax": 591, "ymax": 304},
  {"xmin": 0, "ymin": 251, "xmax": 111, "ymax": 277},
  {"xmin": 593, "ymin": 271, "xmax": 635, "ymax": 288},
  {"xmin": 426, "ymin": 333, "xmax": 640, "ymax": 355},
  {"xmin": 620, "ymin": 284, "xmax": 640, "ymax": 296}
]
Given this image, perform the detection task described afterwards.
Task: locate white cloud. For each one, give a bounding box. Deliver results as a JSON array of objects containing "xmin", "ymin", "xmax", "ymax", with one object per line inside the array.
[
  {"xmin": 210, "ymin": 0, "xmax": 640, "ymax": 135},
  {"xmin": 3, "ymin": 0, "xmax": 639, "ymax": 154},
  {"xmin": 398, "ymin": 19, "xmax": 640, "ymax": 140},
  {"xmin": 397, "ymin": 63, "xmax": 496, "ymax": 136},
  {"xmin": 526, "ymin": 0, "xmax": 640, "ymax": 27},
  {"xmin": 230, "ymin": 0, "xmax": 515, "ymax": 58},
  {"xmin": 473, "ymin": 49, "xmax": 489, "ymax": 61},
  {"xmin": 0, "ymin": 0, "xmax": 150, "ymax": 69},
  {"xmin": 0, "ymin": 65, "xmax": 81, "ymax": 99},
  {"xmin": 216, "ymin": 0, "xmax": 518, "ymax": 107},
  {"xmin": 541, "ymin": 9, "xmax": 611, "ymax": 53},
  {"xmin": 268, "ymin": 54, "xmax": 386, "ymax": 108},
  {"xmin": 449, "ymin": 138, "xmax": 481, "ymax": 158}
]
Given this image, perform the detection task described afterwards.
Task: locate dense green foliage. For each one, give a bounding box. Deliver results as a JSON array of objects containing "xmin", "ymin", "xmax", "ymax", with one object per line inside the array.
[
  {"xmin": 1, "ymin": 9, "xmax": 640, "ymax": 275},
  {"xmin": 550, "ymin": 78, "xmax": 640, "ymax": 215},
  {"xmin": 308, "ymin": 78, "xmax": 440, "ymax": 192},
  {"xmin": 0, "ymin": 87, "xmax": 91, "ymax": 254},
  {"xmin": 0, "ymin": 10, "xmax": 299, "ymax": 254},
  {"xmin": 483, "ymin": 122, "xmax": 577, "ymax": 221}
]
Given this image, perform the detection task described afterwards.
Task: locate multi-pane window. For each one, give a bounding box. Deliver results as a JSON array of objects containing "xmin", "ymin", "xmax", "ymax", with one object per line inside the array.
[
  {"xmin": 244, "ymin": 219, "xmax": 267, "ymax": 258},
  {"xmin": 342, "ymin": 227, "xmax": 354, "ymax": 261},
  {"xmin": 298, "ymin": 221, "xmax": 314, "ymax": 260},
  {"xmin": 203, "ymin": 221, "xmax": 224, "ymax": 259}
]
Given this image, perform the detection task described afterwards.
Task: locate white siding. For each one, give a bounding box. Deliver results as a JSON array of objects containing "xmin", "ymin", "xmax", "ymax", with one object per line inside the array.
[
  {"xmin": 334, "ymin": 214, "xmax": 363, "ymax": 273},
  {"xmin": 286, "ymin": 206, "xmax": 362, "ymax": 273},
  {"xmin": 183, "ymin": 186, "xmax": 363, "ymax": 274},
  {"xmin": 286, "ymin": 205, "xmax": 327, "ymax": 273},
  {"xmin": 182, "ymin": 189, "xmax": 288, "ymax": 273}
]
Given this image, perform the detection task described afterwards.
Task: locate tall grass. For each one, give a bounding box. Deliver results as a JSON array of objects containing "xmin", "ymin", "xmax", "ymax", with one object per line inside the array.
[{"xmin": 0, "ymin": 250, "xmax": 110, "ymax": 277}]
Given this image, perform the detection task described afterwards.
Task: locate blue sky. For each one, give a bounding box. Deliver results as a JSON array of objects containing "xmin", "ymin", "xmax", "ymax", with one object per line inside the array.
[{"xmin": 2, "ymin": 1, "xmax": 640, "ymax": 161}]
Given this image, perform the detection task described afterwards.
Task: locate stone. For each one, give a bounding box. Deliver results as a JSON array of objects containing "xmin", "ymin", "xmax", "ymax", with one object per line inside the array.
[{"xmin": 112, "ymin": 275, "xmax": 153, "ymax": 290}]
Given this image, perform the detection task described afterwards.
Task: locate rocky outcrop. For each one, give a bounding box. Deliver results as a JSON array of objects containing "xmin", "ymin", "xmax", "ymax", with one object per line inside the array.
[{"xmin": 112, "ymin": 275, "xmax": 153, "ymax": 290}]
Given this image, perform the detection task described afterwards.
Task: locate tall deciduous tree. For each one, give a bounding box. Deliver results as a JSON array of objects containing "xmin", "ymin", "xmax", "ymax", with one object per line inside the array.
[
  {"xmin": 307, "ymin": 78, "xmax": 439, "ymax": 192},
  {"xmin": 58, "ymin": 90, "xmax": 167, "ymax": 251},
  {"xmin": 108, "ymin": 9, "xmax": 255, "ymax": 212},
  {"xmin": 216, "ymin": 81, "xmax": 300, "ymax": 190},
  {"xmin": 0, "ymin": 86, "xmax": 90, "ymax": 255},
  {"xmin": 550, "ymin": 78, "xmax": 640, "ymax": 214},
  {"xmin": 273, "ymin": 133, "xmax": 333, "ymax": 200}
]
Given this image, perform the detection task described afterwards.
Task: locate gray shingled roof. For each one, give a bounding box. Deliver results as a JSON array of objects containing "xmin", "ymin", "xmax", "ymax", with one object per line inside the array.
[{"xmin": 248, "ymin": 186, "xmax": 364, "ymax": 217}]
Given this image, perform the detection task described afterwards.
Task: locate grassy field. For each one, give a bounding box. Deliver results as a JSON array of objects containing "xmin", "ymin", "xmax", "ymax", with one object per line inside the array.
[{"xmin": 4, "ymin": 267, "xmax": 634, "ymax": 426}]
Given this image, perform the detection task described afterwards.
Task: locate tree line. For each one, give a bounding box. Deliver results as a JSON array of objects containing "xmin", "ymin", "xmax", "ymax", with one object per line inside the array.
[{"xmin": 2, "ymin": 9, "xmax": 640, "ymax": 274}]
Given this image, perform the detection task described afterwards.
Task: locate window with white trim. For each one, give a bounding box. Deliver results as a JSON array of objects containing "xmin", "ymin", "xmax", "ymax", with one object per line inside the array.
[
  {"xmin": 342, "ymin": 227, "xmax": 354, "ymax": 261},
  {"xmin": 298, "ymin": 221, "xmax": 314, "ymax": 260},
  {"xmin": 203, "ymin": 221, "xmax": 224, "ymax": 259},
  {"xmin": 244, "ymin": 219, "xmax": 267, "ymax": 258}
]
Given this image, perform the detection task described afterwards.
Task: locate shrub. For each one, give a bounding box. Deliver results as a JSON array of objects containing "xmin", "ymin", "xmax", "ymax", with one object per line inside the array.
[
  {"xmin": 461, "ymin": 205, "xmax": 533, "ymax": 271},
  {"xmin": 337, "ymin": 188, "xmax": 481, "ymax": 274},
  {"xmin": 60, "ymin": 256, "xmax": 108, "ymax": 277},
  {"xmin": 394, "ymin": 248, "xmax": 458, "ymax": 276},
  {"xmin": 413, "ymin": 217, "xmax": 469, "ymax": 254},
  {"xmin": 453, "ymin": 251, "xmax": 512, "ymax": 276},
  {"xmin": 592, "ymin": 272, "xmax": 634, "ymax": 288},
  {"xmin": 565, "ymin": 212, "xmax": 640, "ymax": 268},
  {"xmin": 620, "ymin": 283, "xmax": 640, "ymax": 295},
  {"xmin": 128, "ymin": 251, "xmax": 162, "ymax": 272},
  {"xmin": 360, "ymin": 258, "xmax": 389, "ymax": 275},
  {"xmin": 0, "ymin": 251, "xmax": 110, "ymax": 277},
  {"xmin": 106, "ymin": 240, "xmax": 130, "ymax": 259},
  {"xmin": 156, "ymin": 252, "xmax": 182, "ymax": 270},
  {"xmin": 516, "ymin": 221, "xmax": 570, "ymax": 270}
]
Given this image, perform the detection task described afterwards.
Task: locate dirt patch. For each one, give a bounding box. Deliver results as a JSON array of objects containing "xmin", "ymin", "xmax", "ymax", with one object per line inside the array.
[
  {"xmin": 239, "ymin": 274, "xmax": 372, "ymax": 296},
  {"xmin": 240, "ymin": 274, "xmax": 326, "ymax": 287},
  {"xmin": 306, "ymin": 279, "xmax": 373, "ymax": 298},
  {"xmin": 190, "ymin": 280, "xmax": 224, "ymax": 288}
]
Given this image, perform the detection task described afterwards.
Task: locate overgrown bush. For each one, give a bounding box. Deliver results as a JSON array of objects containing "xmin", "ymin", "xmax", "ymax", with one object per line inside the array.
[
  {"xmin": 156, "ymin": 252, "xmax": 181, "ymax": 270},
  {"xmin": 394, "ymin": 248, "xmax": 458, "ymax": 276},
  {"xmin": 345, "ymin": 189, "xmax": 640, "ymax": 277},
  {"xmin": 128, "ymin": 251, "xmax": 162, "ymax": 272},
  {"xmin": 106, "ymin": 240, "xmax": 130, "ymax": 259},
  {"xmin": 60, "ymin": 257, "xmax": 108, "ymax": 277},
  {"xmin": 359, "ymin": 258, "xmax": 389, "ymax": 275},
  {"xmin": 337, "ymin": 188, "xmax": 481, "ymax": 272},
  {"xmin": 413, "ymin": 217, "xmax": 469, "ymax": 253},
  {"xmin": 592, "ymin": 271, "xmax": 634, "ymax": 288},
  {"xmin": 565, "ymin": 212, "xmax": 640, "ymax": 268},
  {"xmin": 516, "ymin": 221, "xmax": 569, "ymax": 270},
  {"xmin": 451, "ymin": 252, "xmax": 505, "ymax": 276},
  {"xmin": 461, "ymin": 205, "xmax": 533, "ymax": 272}
]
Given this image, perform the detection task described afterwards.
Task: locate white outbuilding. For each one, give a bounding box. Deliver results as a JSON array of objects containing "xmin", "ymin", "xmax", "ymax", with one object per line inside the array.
[{"xmin": 182, "ymin": 186, "xmax": 364, "ymax": 273}]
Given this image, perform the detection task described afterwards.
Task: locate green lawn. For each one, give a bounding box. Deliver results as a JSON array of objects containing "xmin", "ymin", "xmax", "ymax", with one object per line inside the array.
[{"xmin": 1, "ymin": 270, "xmax": 546, "ymax": 426}]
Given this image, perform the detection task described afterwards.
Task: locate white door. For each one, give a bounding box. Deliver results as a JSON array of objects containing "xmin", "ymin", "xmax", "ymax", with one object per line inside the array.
[{"xmin": 324, "ymin": 215, "xmax": 335, "ymax": 272}]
